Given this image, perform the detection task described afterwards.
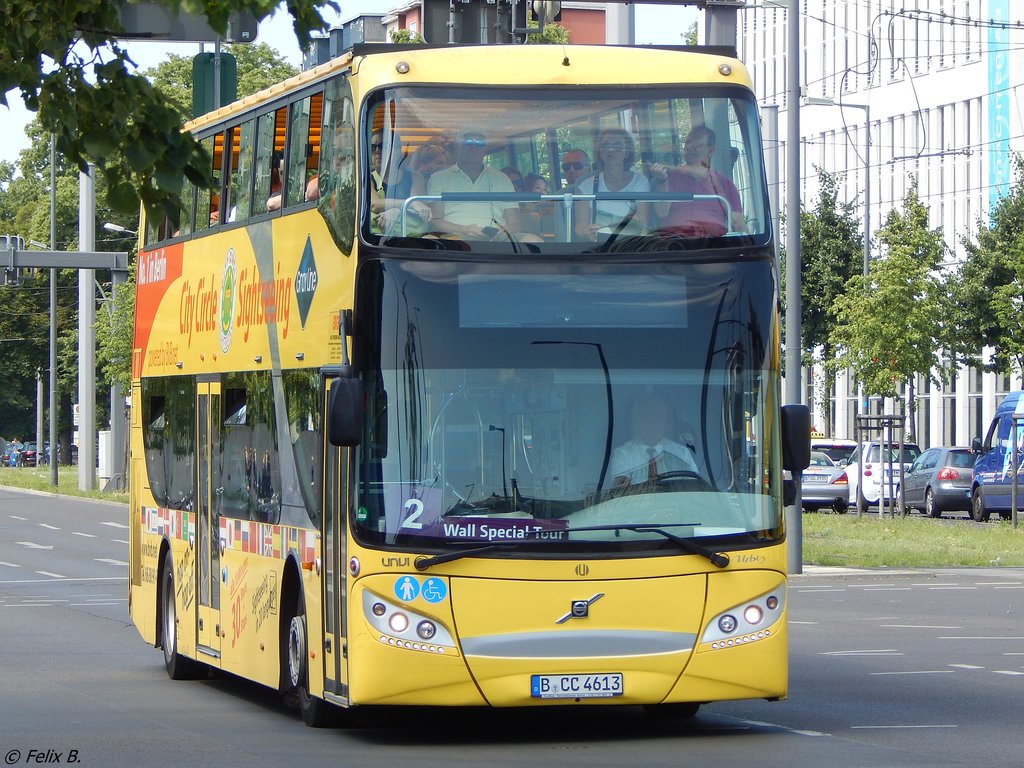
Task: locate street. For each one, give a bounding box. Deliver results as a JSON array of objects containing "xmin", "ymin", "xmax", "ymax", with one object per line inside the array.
[{"xmin": 1, "ymin": 487, "xmax": 1022, "ymax": 768}]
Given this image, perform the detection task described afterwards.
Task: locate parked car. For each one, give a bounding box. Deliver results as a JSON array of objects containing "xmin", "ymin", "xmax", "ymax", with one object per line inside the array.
[
  {"xmin": 845, "ymin": 440, "xmax": 923, "ymax": 509},
  {"xmin": 810, "ymin": 437, "xmax": 858, "ymax": 466},
  {"xmin": 897, "ymin": 446, "xmax": 974, "ymax": 518},
  {"xmin": 801, "ymin": 450, "xmax": 849, "ymax": 513},
  {"xmin": 971, "ymin": 390, "xmax": 1024, "ymax": 522},
  {"xmin": 1, "ymin": 441, "xmax": 24, "ymax": 467},
  {"xmin": 20, "ymin": 441, "xmax": 49, "ymax": 467}
]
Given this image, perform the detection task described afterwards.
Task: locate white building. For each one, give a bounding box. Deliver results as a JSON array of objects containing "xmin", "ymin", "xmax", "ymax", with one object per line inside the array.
[{"xmin": 737, "ymin": 0, "xmax": 1024, "ymax": 447}]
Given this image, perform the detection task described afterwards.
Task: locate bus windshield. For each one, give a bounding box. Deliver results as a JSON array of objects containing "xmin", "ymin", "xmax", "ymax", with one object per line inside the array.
[
  {"xmin": 352, "ymin": 258, "xmax": 782, "ymax": 553},
  {"xmin": 359, "ymin": 85, "xmax": 768, "ymax": 254}
]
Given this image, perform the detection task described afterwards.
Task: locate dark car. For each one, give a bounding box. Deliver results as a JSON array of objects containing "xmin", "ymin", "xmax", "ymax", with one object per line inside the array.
[
  {"xmin": 801, "ymin": 450, "xmax": 850, "ymax": 513},
  {"xmin": 898, "ymin": 446, "xmax": 974, "ymax": 518},
  {"xmin": 21, "ymin": 441, "xmax": 49, "ymax": 467}
]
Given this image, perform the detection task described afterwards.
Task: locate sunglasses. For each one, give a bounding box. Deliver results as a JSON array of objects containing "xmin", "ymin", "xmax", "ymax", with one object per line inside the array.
[
  {"xmin": 370, "ymin": 142, "xmax": 383, "ymax": 151},
  {"xmin": 561, "ymin": 161, "xmax": 586, "ymax": 171},
  {"xmin": 461, "ymin": 137, "xmax": 487, "ymax": 147}
]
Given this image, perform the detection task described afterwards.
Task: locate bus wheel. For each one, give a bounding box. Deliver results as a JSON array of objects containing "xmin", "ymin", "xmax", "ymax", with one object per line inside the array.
[
  {"xmin": 160, "ymin": 556, "xmax": 205, "ymax": 680},
  {"xmin": 970, "ymin": 489, "xmax": 990, "ymax": 522},
  {"xmin": 285, "ymin": 593, "xmax": 336, "ymax": 727},
  {"xmin": 643, "ymin": 702, "xmax": 701, "ymax": 719}
]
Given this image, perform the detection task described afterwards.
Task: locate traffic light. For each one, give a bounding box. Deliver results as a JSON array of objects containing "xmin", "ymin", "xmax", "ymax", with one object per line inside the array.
[{"xmin": 0, "ymin": 234, "xmax": 24, "ymax": 286}]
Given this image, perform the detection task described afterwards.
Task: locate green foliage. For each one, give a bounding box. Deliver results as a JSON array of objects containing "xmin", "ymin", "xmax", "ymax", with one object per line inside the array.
[
  {"xmin": 0, "ymin": 0, "xmax": 334, "ymax": 223},
  {"xmin": 390, "ymin": 28, "xmax": 425, "ymax": 44},
  {"xmin": 527, "ymin": 21, "xmax": 570, "ymax": 44},
  {"xmin": 829, "ymin": 179, "xmax": 948, "ymax": 400},
  {"xmin": 948, "ymin": 155, "xmax": 1024, "ymax": 375}
]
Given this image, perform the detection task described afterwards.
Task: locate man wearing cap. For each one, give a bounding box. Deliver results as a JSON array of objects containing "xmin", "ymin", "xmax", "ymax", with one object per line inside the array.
[{"xmin": 426, "ymin": 130, "xmax": 523, "ymax": 239}]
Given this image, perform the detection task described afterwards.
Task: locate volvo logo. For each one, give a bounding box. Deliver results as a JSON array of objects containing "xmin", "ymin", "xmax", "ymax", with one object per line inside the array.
[{"xmin": 555, "ymin": 593, "xmax": 604, "ymax": 624}]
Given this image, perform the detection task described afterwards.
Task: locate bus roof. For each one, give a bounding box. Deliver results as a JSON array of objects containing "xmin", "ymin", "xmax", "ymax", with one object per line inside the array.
[{"xmin": 184, "ymin": 43, "xmax": 753, "ymax": 133}]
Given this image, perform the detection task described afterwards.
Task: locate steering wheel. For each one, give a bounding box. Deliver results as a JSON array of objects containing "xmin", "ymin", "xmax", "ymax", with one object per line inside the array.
[{"xmin": 655, "ymin": 469, "xmax": 710, "ymax": 489}]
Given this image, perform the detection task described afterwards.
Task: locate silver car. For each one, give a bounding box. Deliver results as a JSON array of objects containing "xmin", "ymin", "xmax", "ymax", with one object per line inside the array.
[
  {"xmin": 898, "ymin": 446, "xmax": 974, "ymax": 518},
  {"xmin": 801, "ymin": 450, "xmax": 849, "ymax": 513}
]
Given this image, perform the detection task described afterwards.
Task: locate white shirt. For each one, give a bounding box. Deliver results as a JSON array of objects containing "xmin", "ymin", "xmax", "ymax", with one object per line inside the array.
[
  {"xmin": 608, "ymin": 439, "xmax": 698, "ymax": 485},
  {"xmin": 593, "ymin": 171, "xmax": 650, "ymax": 223}
]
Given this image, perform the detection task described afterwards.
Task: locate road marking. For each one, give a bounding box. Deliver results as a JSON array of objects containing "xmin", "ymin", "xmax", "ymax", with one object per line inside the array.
[
  {"xmin": 789, "ymin": 620, "xmax": 819, "ymax": 625},
  {"xmin": 995, "ymin": 585, "xmax": 1024, "ymax": 590},
  {"xmin": 34, "ymin": 571, "xmax": 65, "ymax": 578},
  {"xmin": 0, "ymin": 561, "xmax": 21, "ymax": 568},
  {"xmin": 39, "ymin": 523, "xmax": 60, "ymax": 530},
  {"xmin": 15, "ymin": 541, "xmax": 54, "ymax": 550},
  {"xmin": 796, "ymin": 588, "xmax": 846, "ymax": 593},
  {"xmin": 851, "ymin": 724, "xmax": 957, "ymax": 730},
  {"xmin": 862, "ymin": 587, "xmax": 912, "ymax": 591},
  {"xmin": 881, "ymin": 624, "xmax": 962, "ymax": 629},
  {"xmin": 9, "ymin": 514, "xmax": 26, "ymax": 520},
  {"xmin": 928, "ymin": 586, "xmax": 978, "ymax": 590},
  {"xmin": 940, "ymin": 636, "xmax": 1024, "ymax": 640},
  {"xmin": 822, "ymin": 649, "xmax": 903, "ymax": 656},
  {"xmin": 101, "ymin": 521, "xmax": 128, "ymax": 529},
  {"xmin": 72, "ymin": 532, "xmax": 97, "ymax": 538},
  {"xmin": 0, "ymin": 576, "xmax": 123, "ymax": 584},
  {"xmin": 111, "ymin": 539, "xmax": 129, "ymax": 544},
  {"xmin": 70, "ymin": 601, "xmax": 122, "ymax": 606},
  {"xmin": 993, "ymin": 670, "xmax": 1024, "ymax": 676},
  {"xmin": 976, "ymin": 581, "xmax": 1022, "ymax": 586},
  {"xmin": 949, "ymin": 664, "xmax": 985, "ymax": 670},
  {"xmin": 869, "ymin": 670, "xmax": 954, "ymax": 676},
  {"xmin": 94, "ymin": 558, "xmax": 128, "ymax": 566},
  {"xmin": 912, "ymin": 582, "xmax": 960, "ymax": 587}
]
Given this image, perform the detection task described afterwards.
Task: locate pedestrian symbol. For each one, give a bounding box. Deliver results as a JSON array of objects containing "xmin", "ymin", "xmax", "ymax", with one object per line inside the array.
[
  {"xmin": 421, "ymin": 577, "xmax": 447, "ymax": 603},
  {"xmin": 394, "ymin": 576, "xmax": 419, "ymax": 602}
]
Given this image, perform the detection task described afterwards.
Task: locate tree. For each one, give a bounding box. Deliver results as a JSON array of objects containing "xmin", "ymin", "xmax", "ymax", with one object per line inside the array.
[
  {"xmin": 390, "ymin": 29, "xmax": 425, "ymax": 44},
  {"xmin": 527, "ymin": 22, "xmax": 569, "ymax": 44},
  {"xmin": 829, "ymin": 180, "xmax": 948, "ymax": 419},
  {"xmin": 797, "ymin": 169, "xmax": 864, "ymax": 432},
  {"xmin": 947, "ymin": 154, "xmax": 1024, "ymax": 375},
  {"xmin": 0, "ymin": 0, "xmax": 334, "ymax": 225}
]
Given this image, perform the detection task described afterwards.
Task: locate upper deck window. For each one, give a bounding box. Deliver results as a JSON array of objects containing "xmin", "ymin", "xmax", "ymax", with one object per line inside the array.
[{"xmin": 361, "ymin": 85, "xmax": 769, "ymax": 255}]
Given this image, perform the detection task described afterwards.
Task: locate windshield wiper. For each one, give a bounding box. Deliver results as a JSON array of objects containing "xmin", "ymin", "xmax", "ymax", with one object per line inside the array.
[
  {"xmin": 413, "ymin": 523, "xmax": 729, "ymax": 571},
  {"xmin": 567, "ymin": 523, "xmax": 729, "ymax": 568}
]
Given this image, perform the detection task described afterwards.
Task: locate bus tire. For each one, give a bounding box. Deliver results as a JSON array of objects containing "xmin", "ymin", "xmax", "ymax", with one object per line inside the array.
[
  {"xmin": 284, "ymin": 590, "xmax": 336, "ymax": 728},
  {"xmin": 160, "ymin": 555, "xmax": 206, "ymax": 680}
]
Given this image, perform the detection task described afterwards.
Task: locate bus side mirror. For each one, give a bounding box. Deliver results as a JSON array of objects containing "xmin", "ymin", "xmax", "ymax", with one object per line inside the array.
[
  {"xmin": 781, "ymin": 404, "xmax": 811, "ymax": 472},
  {"xmin": 328, "ymin": 375, "xmax": 365, "ymax": 447}
]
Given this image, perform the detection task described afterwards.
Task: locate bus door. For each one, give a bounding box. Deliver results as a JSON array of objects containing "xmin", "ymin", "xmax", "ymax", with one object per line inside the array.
[
  {"xmin": 196, "ymin": 379, "xmax": 222, "ymax": 658},
  {"xmin": 321, "ymin": 378, "xmax": 350, "ymax": 703}
]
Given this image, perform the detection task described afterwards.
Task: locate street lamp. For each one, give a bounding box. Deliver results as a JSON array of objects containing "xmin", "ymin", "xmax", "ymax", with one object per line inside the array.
[
  {"xmin": 102, "ymin": 222, "xmax": 137, "ymax": 236},
  {"xmin": 804, "ymin": 96, "xmax": 872, "ymax": 422},
  {"xmin": 803, "ymin": 97, "xmax": 871, "ymax": 287}
]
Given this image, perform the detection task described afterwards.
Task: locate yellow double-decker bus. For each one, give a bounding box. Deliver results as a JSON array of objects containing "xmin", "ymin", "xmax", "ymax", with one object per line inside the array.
[{"xmin": 129, "ymin": 42, "xmax": 810, "ymax": 726}]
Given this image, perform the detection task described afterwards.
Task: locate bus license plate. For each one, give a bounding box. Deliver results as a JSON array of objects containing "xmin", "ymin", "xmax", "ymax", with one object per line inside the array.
[{"xmin": 530, "ymin": 673, "xmax": 623, "ymax": 699}]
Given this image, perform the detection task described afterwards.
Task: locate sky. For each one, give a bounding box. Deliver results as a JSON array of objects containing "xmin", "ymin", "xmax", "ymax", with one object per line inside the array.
[{"xmin": 0, "ymin": 2, "xmax": 697, "ymax": 169}]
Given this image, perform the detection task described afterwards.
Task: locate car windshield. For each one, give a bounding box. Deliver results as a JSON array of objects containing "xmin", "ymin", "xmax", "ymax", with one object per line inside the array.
[
  {"xmin": 351, "ymin": 257, "xmax": 782, "ymax": 555},
  {"xmin": 359, "ymin": 85, "xmax": 768, "ymax": 255},
  {"xmin": 808, "ymin": 451, "xmax": 835, "ymax": 467}
]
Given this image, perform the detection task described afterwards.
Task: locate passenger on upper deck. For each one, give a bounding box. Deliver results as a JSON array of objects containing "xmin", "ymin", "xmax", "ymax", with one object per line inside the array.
[
  {"xmin": 426, "ymin": 130, "xmax": 523, "ymax": 240},
  {"xmin": 574, "ymin": 128, "xmax": 650, "ymax": 239},
  {"xmin": 648, "ymin": 126, "xmax": 746, "ymax": 236},
  {"xmin": 557, "ymin": 149, "xmax": 592, "ymax": 192}
]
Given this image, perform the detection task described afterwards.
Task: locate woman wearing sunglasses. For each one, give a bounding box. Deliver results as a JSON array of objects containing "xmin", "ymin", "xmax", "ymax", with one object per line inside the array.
[{"xmin": 575, "ymin": 127, "xmax": 649, "ymax": 240}]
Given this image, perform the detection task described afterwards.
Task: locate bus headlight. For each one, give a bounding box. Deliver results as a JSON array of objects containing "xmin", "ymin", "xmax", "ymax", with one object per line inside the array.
[
  {"xmin": 388, "ymin": 612, "xmax": 410, "ymax": 633},
  {"xmin": 701, "ymin": 588, "xmax": 785, "ymax": 649},
  {"xmin": 362, "ymin": 590, "xmax": 456, "ymax": 653}
]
